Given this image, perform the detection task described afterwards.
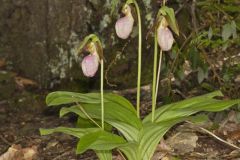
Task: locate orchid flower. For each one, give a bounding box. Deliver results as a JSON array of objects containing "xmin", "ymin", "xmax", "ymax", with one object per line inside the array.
[
  {"xmin": 81, "ymin": 42, "xmax": 100, "ymax": 77},
  {"xmin": 115, "ymin": 4, "xmax": 134, "ymax": 39},
  {"xmin": 157, "ymin": 18, "xmax": 174, "ymax": 51}
]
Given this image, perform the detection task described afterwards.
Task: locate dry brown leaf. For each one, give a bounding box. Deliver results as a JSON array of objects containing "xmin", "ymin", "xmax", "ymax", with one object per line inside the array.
[
  {"xmin": 15, "ymin": 76, "xmax": 38, "ymax": 88},
  {"xmin": 0, "ymin": 59, "xmax": 6, "ymax": 68},
  {"xmin": 0, "ymin": 145, "xmax": 22, "ymax": 160},
  {"xmin": 0, "ymin": 145, "xmax": 37, "ymax": 160},
  {"xmin": 22, "ymin": 146, "xmax": 37, "ymax": 160}
]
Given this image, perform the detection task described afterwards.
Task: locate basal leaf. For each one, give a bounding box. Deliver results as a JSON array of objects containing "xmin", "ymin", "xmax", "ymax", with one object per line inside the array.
[
  {"xmin": 60, "ymin": 102, "xmax": 142, "ymax": 129},
  {"xmin": 96, "ymin": 150, "xmax": 112, "ymax": 160},
  {"xmin": 139, "ymin": 118, "xmax": 187, "ymax": 159},
  {"xmin": 76, "ymin": 130, "xmax": 126, "ymax": 154},
  {"xmin": 39, "ymin": 127, "xmax": 98, "ymax": 138},
  {"xmin": 143, "ymin": 91, "xmax": 223, "ymax": 123},
  {"xmin": 104, "ymin": 93, "xmax": 136, "ymax": 114},
  {"xmin": 118, "ymin": 143, "xmax": 139, "ymax": 160},
  {"xmin": 46, "ymin": 91, "xmax": 103, "ymax": 106},
  {"xmin": 108, "ymin": 120, "xmax": 139, "ymax": 141}
]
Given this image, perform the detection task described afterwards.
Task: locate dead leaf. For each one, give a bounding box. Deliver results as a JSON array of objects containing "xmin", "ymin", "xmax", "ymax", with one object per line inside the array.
[
  {"xmin": 0, "ymin": 145, "xmax": 22, "ymax": 160},
  {"xmin": 22, "ymin": 146, "xmax": 37, "ymax": 160},
  {"xmin": 0, "ymin": 145, "xmax": 37, "ymax": 160},
  {"xmin": 15, "ymin": 76, "xmax": 37, "ymax": 88},
  {"xmin": 0, "ymin": 59, "xmax": 6, "ymax": 68}
]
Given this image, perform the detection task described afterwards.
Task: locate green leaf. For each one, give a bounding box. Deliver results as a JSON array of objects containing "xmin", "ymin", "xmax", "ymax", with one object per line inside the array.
[
  {"xmin": 39, "ymin": 127, "xmax": 98, "ymax": 138},
  {"xmin": 143, "ymin": 91, "xmax": 223, "ymax": 123},
  {"xmin": 187, "ymin": 114, "xmax": 209, "ymax": 124},
  {"xmin": 154, "ymin": 99, "xmax": 220, "ymax": 122},
  {"xmin": 118, "ymin": 143, "xmax": 139, "ymax": 160},
  {"xmin": 46, "ymin": 92, "xmax": 103, "ymax": 106},
  {"xmin": 60, "ymin": 102, "xmax": 142, "ymax": 129},
  {"xmin": 222, "ymin": 23, "xmax": 233, "ymax": 41},
  {"xmin": 96, "ymin": 150, "xmax": 112, "ymax": 160},
  {"xmin": 76, "ymin": 117, "xmax": 112, "ymax": 131},
  {"xmin": 104, "ymin": 93, "xmax": 137, "ymax": 114},
  {"xmin": 77, "ymin": 34, "xmax": 102, "ymax": 56},
  {"xmin": 108, "ymin": 120, "xmax": 139, "ymax": 141},
  {"xmin": 139, "ymin": 118, "xmax": 187, "ymax": 159},
  {"xmin": 160, "ymin": 6, "xmax": 179, "ymax": 35},
  {"xmin": 197, "ymin": 67, "xmax": 205, "ymax": 83},
  {"xmin": 208, "ymin": 27, "xmax": 213, "ymax": 40},
  {"xmin": 231, "ymin": 21, "xmax": 237, "ymax": 39},
  {"xmin": 188, "ymin": 47, "xmax": 200, "ymax": 70},
  {"xmin": 46, "ymin": 91, "xmax": 137, "ymax": 114},
  {"xmin": 76, "ymin": 130, "xmax": 126, "ymax": 154}
]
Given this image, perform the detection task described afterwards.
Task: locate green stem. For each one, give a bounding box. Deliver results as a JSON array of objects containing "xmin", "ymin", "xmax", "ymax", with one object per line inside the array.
[
  {"xmin": 101, "ymin": 59, "xmax": 104, "ymax": 130},
  {"xmin": 154, "ymin": 49, "xmax": 163, "ymax": 105},
  {"xmin": 76, "ymin": 102, "xmax": 101, "ymax": 128},
  {"xmin": 163, "ymin": 0, "xmax": 166, "ymax": 5},
  {"xmin": 151, "ymin": 32, "xmax": 158, "ymax": 122},
  {"xmin": 133, "ymin": 0, "xmax": 142, "ymax": 118}
]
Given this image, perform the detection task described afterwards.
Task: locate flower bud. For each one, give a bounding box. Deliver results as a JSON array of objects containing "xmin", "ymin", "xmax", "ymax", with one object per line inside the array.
[
  {"xmin": 115, "ymin": 5, "xmax": 134, "ymax": 39},
  {"xmin": 157, "ymin": 26, "xmax": 174, "ymax": 51},
  {"xmin": 81, "ymin": 52, "xmax": 99, "ymax": 77}
]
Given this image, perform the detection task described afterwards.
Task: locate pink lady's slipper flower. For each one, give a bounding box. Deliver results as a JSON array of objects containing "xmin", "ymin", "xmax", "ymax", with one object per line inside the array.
[
  {"xmin": 157, "ymin": 26, "xmax": 174, "ymax": 51},
  {"xmin": 81, "ymin": 43, "xmax": 100, "ymax": 77},
  {"xmin": 115, "ymin": 4, "xmax": 134, "ymax": 39},
  {"xmin": 157, "ymin": 18, "xmax": 174, "ymax": 51}
]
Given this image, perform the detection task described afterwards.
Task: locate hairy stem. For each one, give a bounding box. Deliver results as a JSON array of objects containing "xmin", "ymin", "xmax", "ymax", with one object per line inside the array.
[
  {"xmin": 101, "ymin": 59, "xmax": 104, "ymax": 130},
  {"xmin": 151, "ymin": 32, "xmax": 158, "ymax": 122}
]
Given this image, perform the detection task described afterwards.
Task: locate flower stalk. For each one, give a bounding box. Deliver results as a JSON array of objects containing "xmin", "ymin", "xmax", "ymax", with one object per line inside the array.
[
  {"xmin": 151, "ymin": 30, "xmax": 158, "ymax": 122},
  {"xmin": 152, "ymin": 0, "xmax": 167, "ymax": 122},
  {"xmin": 126, "ymin": 0, "xmax": 142, "ymax": 118},
  {"xmin": 77, "ymin": 34, "xmax": 105, "ymax": 129},
  {"xmin": 100, "ymin": 59, "xmax": 104, "ymax": 130}
]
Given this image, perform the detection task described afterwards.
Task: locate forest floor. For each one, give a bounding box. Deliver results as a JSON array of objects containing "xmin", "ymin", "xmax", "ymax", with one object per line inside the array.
[{"xmin": 0, "ymin": 85, "xmax": 240, "ymax": 160}]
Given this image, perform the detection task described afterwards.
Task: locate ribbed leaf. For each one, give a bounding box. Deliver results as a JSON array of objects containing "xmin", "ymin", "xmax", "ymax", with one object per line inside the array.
[
  {"xmin": 96, "ymin": 150, "xmax": 112, "ymax": 160},
  {"xmin": 76, "ymin": 130, "xmax": 127, "ymax": 154},
  {"xmin": 108, "ymin": 120, "xmax": 139, "ymax": 141},
  {"xmin": 60, "ymin": 102, "xmax": 142, "ymax": 129},
  {"xmin": 138, "ymin": 118, "xmax": 185, "ymax": 159},
  {"xmin": 118, "ymin": 143, "xmax": 139, "ymax": 160},
  {"xmin": 156, "ymin": 99, "xmax": 240, "ymax": 123},
  {"xmin": 39, "ymin": 127, "xmax": 98, "ymax": 138},
  {"xmin": 46, "ymin": 91, "xmax": 137, "ymax": 115},
  {"xmin": 104, "ymin": 93, "xmax": 136, "ymax": 114},
  {"xmin": 46, "ymin": 92, "xmax": 103, "ymax": 106},
  {"xmin": 143, "ymin": 91, "xmax": 223, "ymax": 123},
  {"xmin": 155, "ymin": 99, "xmax": 220, "ymax": 122}
]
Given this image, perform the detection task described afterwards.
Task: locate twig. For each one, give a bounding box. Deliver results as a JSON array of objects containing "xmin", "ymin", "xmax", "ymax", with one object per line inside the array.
[
  {"xmin": 191, "ymin": 0, "xmax": 198, "ymax": 34},
  {"xmin": 0, "ymin": 134, "xmax": 11, "ymax": 146},
  {"xmin": 186, "ymin": 121, "xmax": 240, "ymax": 150},
  {"xmin": 117, "ymin": 149, "xmax": 127, "ymax": 160},
  {"xmin": 52, "ymin": 149, "xmax": 74, "ymax": 160},
  {"xmin": 105, "ymin": 39, "xmax": 131, "ymax": 87}
]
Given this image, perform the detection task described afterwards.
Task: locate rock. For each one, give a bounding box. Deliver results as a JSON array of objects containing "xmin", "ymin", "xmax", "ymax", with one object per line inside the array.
[{"xmin": 166, "ymin": 132, "xmax": 198, "ymax": 155}]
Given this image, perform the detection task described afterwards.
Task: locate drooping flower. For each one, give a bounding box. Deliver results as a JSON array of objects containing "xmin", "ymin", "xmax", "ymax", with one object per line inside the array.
[
  {"xmin": 81, "ymin": 42, "xmax": 100, "ymax": 77},
  {"xmin": 115, "ymin": 4, "xmax": 134, "ymax": 39},
  {"xmin": 81, "ymin": 53, "xmax": 99, "ymax": 77},
  {"xmin": 157, "ymin": 26, "xmax": 174, "ymax": 51}
]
